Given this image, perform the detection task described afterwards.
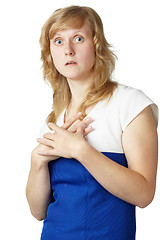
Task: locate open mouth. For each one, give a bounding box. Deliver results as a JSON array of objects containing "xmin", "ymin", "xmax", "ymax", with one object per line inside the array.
[{"xmin": 65, "ymin": 61, "xmax": 77, "ymax": 66}]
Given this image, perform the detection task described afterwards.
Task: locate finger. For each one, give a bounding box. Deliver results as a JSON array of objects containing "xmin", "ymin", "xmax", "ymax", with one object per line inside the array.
[
  {"xmin": 76, "ymin": 123, "xmax": 86, "ymax": 135},
  {"xmin": 48, "ymin": 122, "xmax": 62, "ymax": 132},
  {"xmin": 43, "ymin": 132, "xmax": 56, "ymax": 140},
  {"xmin": 67, "ymin": 117, "xmax": 93, "ymax": 133},
  {"xmin": 84, "ymin": 126, "xmax": 94, "ymax": 136},
  {"xmin": 37, "ymin": 149, "xmax": 55, "ymax": 156},
  {"xmin": 67, "ymin": 119, "xmax": 81, "ymax": 132},
  {"xmin": 37, "ymin": 137, "xmax": 54, "ymax": 148},
  {"xmin": 62, "ymin": 112, "xmax": 82, "ymax": 130},
  {"xmin": 81, "ymin": 117, "xmax": 93, "ymax": 126}
]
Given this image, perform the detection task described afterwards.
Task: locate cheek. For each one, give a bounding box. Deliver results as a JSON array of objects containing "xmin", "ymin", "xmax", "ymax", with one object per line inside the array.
[
  {"xmin": 50, "ymin": 49, "xmax": 62, "ymax": 70},
  {"xmin": 82, "ymin": 45, "xmax": 95, "ymax": 67},
  {"xmin": 50, "ymin": 48, "xmax": 57, "ymax": 63}
]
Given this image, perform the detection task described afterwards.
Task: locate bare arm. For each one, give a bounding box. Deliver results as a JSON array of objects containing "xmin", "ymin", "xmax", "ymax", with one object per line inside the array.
[
  {"xmin": 26, "ymin": 113, "xmax": 93, "ymax": 221},
  {"xmin": 26, "ymin": 144, "xmax": 54, "ymax": 221},
  {"xmin": 76, "ymin": 106, "xmax": 158, "ymax": 207},
  {"xmin": 38, "ymin": 106, "xmax": 158, "ymax": 208}
]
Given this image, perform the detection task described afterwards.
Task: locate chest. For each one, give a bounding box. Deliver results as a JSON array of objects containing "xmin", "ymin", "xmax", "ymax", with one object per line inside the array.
[
  {"xmin": 86, "ymin": 108, "xmax": 123, "ymax": 153},
  {"xmin": 58, "ymin": 101, "xmax": 124, "ymax": 154},
  {"xmin": 64, "ymin": 104, "xmax": 97, "ymax": 123}
]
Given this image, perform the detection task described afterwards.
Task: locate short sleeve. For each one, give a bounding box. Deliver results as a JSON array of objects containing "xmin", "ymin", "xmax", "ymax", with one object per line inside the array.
[{"xmin": 119, "ymin": 86, "xmax": 159, "ymax": 132}]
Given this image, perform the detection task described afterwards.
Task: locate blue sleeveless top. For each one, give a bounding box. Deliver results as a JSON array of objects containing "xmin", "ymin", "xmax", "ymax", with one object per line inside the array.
[
  {"xmin": 41, "ymin": 153, "xmax": 135, "ymax": 240},
  {"xmin": 40, "ymin": 84, "xmax": 158, "ymax": 240}
]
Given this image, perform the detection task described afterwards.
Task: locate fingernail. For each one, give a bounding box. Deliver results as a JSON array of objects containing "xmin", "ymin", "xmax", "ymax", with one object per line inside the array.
[
  {"xmin": 77, "ymin": 112, "xmax": 82, "ymax": 116},
  {"xmin": 86, "ymin": 117, "xmax": 92, "ymax": 121}
]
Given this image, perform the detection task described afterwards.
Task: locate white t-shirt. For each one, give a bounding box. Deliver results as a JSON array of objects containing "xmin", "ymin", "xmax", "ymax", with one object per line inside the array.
[{"xmin": 39, "ymin": 84, "xmax": 158, "ymax": 154}]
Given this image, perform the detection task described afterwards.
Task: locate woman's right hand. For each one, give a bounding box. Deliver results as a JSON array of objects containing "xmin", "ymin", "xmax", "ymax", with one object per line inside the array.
[
  {"xmin": 32, "ymin": 113, "xmax": 93, "ymax": 165},
  {"xmin": 27, "ymin": 113, "xmax": 93, "ymax": 220}
]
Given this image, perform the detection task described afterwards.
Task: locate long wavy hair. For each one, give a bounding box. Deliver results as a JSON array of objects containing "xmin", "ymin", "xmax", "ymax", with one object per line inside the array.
[{"xmin": 39, "ymin": 5, "xmax": 117, "ymax": 124}]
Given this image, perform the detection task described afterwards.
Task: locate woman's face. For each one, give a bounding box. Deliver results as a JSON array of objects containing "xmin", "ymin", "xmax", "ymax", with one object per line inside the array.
[{"xmin": 50, "ymin": 21, "xmax": 95, "ymax": 82}]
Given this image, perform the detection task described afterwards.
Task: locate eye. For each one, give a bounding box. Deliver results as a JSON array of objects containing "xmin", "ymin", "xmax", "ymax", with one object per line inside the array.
[
  {"xmin": 75, "ymin": 36, "xmax": 84, "ymax": 42},
  {"xmin": 55, "ymin": 39, "xmax": 63, "ymax": 45}
]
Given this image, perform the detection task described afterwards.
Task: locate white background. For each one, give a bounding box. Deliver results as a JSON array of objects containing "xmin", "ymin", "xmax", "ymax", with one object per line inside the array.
[{"xmin": 0, "ymin": 0, "xmax": 159, "ymax": 239}]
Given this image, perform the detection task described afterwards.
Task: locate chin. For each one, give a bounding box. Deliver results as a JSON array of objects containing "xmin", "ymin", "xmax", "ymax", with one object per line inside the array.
[{"xmin": 63, "ymin": 74, "xmax": 84, "ymax": 81}]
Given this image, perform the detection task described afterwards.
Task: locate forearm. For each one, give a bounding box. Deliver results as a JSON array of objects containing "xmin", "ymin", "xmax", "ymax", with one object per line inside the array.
[
  {"xmin": 76, "ymin": 143, "xmax": 154, "ymax": 208},
  {"xmin": 26, "ymin": 159, "xmax": 52, "ymax": 221}
]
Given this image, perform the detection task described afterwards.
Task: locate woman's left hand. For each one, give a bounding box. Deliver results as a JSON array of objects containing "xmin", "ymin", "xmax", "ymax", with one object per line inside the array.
[{"xmin": 36, "ymin": 122, "xmax": 89, "ymax": 159}]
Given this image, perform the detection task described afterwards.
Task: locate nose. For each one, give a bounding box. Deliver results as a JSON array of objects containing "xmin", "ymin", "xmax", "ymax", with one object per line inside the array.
[{"xmin": 65, "ymin": 41, "xmax": 75, "ymax": 56}]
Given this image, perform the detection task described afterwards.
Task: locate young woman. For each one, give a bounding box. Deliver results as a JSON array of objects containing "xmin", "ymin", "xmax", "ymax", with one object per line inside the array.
[{"xmin": 26, "ymin": 5, "xmax": 158, "ymax": 240}]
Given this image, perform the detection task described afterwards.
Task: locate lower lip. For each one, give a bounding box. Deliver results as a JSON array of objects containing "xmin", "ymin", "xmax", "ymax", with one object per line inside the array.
[{"xmin": 66, "ymin": 63, "xmax": 77, "ymax": 66}]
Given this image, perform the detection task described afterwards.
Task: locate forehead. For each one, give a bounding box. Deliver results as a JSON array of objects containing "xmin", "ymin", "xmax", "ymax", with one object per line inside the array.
[
  {"xmin": 49, "ymin": 18, "xmax": 92, "ymax": 39},
  {"xmin": 52, "ymin": 22, "xmax": 93, "ymax": 38}
]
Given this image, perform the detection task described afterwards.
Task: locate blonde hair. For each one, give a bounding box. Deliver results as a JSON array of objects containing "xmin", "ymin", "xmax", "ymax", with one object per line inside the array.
[{"xmin": 39, "ymin": 5, "xmax": 117, "ymax": 123}]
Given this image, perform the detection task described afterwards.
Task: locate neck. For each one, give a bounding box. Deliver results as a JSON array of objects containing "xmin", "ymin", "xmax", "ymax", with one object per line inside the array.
[{"xmin": 66, "ymin": 73, "xmax": 93, "ymax": 107}]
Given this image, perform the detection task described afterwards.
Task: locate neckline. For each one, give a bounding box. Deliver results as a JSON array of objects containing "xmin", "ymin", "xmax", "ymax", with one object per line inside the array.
[
  {"xmin": 60, "ymin": 99, "xmax": 104, "ymax": 125},
  {"xmin": 83, "ymin": 100, "xmax": 102, "ymax": 119},
  {"xmin": 56, "ymin": 84, "xmax": 119, "ymax": 126}
]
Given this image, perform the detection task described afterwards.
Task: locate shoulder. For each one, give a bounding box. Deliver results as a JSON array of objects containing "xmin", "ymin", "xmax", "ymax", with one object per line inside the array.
[
  {"xmin": 106, "ymin": 83, "xmax": 146, "ymax": 107},
  {"xmin": 116, "ymin": 83, "xmax": 146, "ymax": 98},
  {"xmin": 113, "ymin": 83, "xmax": 158, "ymax": 131}
]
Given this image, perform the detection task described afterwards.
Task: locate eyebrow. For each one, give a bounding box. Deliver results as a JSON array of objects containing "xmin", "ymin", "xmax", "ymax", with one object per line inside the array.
[{"xmin": 53, "ymin": 30, "xmax": 87, "ymax": 38}]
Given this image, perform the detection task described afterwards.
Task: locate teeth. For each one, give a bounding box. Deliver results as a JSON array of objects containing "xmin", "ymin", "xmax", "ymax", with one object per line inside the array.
[{"xmin": 66, "ymin": 61, "xmax": 76, "ymax": 65}]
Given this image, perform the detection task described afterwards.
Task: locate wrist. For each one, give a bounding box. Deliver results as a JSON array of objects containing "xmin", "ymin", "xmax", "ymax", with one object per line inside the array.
[
  {"xmin": 31, "ymin": 153, "xmax": 49, "ymax": 171},
  {"xmin": 74, "ymin": 139, "xmax": 91, "ymax": 163}
]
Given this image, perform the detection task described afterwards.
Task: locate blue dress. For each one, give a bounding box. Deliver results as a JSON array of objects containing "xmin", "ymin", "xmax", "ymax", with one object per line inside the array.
[{"xmin": 40, "ymin": 84, "xmax": 158, "ymax": 240}]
